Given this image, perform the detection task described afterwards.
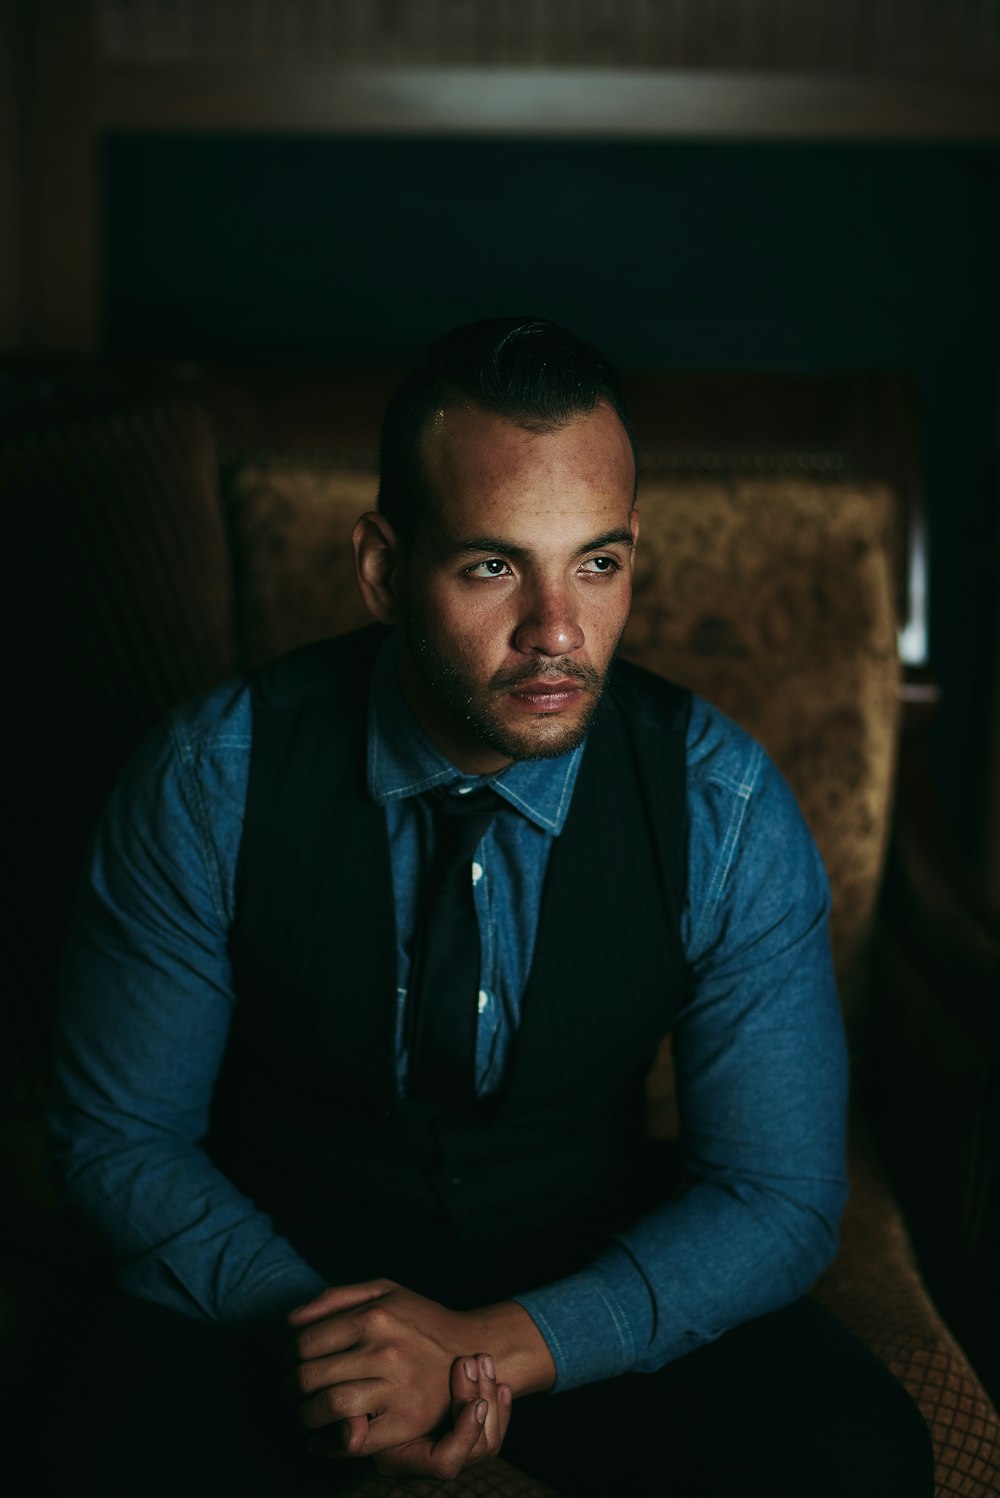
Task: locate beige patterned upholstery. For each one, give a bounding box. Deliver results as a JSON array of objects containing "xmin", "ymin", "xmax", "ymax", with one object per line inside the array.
[
  {"xmin": 223, "ymin": 454, "xmax": 999, "ymax": 1496},
  {"xmin": 227, "ymin": 461, "xmax": 375, "ymax": 665},
  {"xmin": 349, "ymin": 1459, "xmax": 561, "ymax": 1497},
  {"xmin": 621, "ymin": 475, "xmax": 901, "ymax": 1040},
  {"xmin": 814, "ymin": 1128, "xmax": 1000, "ymax": 1498}
]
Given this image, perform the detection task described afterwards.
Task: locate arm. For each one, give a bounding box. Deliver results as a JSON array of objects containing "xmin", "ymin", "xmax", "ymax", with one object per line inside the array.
[
  {"xmin": 52, "ymin": 692, "xmax": 517, "ymax": 1471},
  {"xmin": 513, "ymin": 711, "xmax": 849, "ymax": 1389},
  {"xmin": 48, "ymin": 687, "xmax": 326, "ymax": 1333},
  {"xmin": 288, "ymin": 710, "xmax": 847, "ymax": 1429}
]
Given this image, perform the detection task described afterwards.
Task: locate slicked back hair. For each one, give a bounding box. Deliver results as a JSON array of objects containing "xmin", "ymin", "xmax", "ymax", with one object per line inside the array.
[{"xmin": 377, "ymin": 317, "xmax": 637, "ymax": 548}]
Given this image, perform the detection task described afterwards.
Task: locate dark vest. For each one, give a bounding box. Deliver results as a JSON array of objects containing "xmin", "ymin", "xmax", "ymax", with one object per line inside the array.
[{"xmin": 213, "ymin": 627, "xmax": 693, "ymax": 1306}]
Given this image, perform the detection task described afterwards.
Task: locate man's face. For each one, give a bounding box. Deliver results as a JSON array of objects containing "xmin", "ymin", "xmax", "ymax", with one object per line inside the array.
[{"xmin": 393, "ymin": 400, "xmax": 638, "ymax": 775}]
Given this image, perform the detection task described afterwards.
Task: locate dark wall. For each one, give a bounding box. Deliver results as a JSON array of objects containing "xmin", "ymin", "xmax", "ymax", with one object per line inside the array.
[{"xmin": 101, "ymin": 135, "xmax": 1000, "ymax": 855}]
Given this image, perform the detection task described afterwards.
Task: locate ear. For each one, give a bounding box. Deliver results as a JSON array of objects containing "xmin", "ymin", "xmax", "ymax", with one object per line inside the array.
[{"xmin": 353, "ymin": 511, "xmax": 403, "ymax": 625}]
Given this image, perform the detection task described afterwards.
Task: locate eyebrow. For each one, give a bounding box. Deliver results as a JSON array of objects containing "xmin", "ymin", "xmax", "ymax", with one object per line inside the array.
[{"xmin": 448, "ymin": 527, "xmax": 635, "ymax": 561}]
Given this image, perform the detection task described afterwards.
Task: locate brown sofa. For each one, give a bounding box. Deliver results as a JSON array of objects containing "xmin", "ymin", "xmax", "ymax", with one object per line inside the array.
[{"xmin": 1, "ymin": 365, "xmax": 997, "ymax": 1495}]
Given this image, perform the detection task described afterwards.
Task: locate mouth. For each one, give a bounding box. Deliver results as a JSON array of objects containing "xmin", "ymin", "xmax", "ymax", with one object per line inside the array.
[{"xmin": 503, "ymin": 678, "xmax": 589, "ymax": 713}]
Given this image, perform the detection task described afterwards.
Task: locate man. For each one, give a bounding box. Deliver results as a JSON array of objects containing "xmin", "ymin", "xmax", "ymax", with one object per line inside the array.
[{"xmin": 48, "ymin": 318, "xmax": 933, "ymax": 1494}]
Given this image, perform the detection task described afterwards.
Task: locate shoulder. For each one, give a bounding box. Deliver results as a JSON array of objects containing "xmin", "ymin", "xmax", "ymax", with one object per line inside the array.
[
  {"xmin": 168, "ymin": 673, "xmax": 253, "ymax": 763},
  {"xmin": 607, "ymin": 655, "xmax": 691, "ymax": 737},
  {"xmin": 682, "ymin": 695, "xmax": 829, "ymax": 960},
  {"xmin": 685, "ymin": 694, "xmax": 767, "ymax": 800},
  {"xmin": 251, "ymin": 624, "xmax": 387, "ymax": 709}
]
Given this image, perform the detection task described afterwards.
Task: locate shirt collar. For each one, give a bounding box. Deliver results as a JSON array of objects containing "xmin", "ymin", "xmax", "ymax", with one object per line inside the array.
[{"xmin": 367, "ymin": 631, "xmax": 583, "ymax": 835}]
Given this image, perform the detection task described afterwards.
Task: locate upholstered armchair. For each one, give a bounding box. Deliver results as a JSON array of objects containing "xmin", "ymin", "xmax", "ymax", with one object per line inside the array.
[{"xmin": 1, "ymin": 366, "xmax": 997, "ymax": 1496}]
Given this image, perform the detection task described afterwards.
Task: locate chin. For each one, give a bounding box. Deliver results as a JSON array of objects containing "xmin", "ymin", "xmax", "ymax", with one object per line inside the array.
[{"xmin": 469, "ymin": 701, "xmax": 599, "ymax": 764}]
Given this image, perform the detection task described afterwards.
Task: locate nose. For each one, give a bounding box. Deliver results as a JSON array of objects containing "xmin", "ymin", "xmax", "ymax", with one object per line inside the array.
[{"xmin": 513, "ymin": 579, "xmax": 585, "ymax": 657}]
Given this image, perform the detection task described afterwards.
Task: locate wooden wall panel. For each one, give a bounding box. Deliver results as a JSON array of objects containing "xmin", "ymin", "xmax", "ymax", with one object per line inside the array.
[
  {"xmin": 0, "ymin": 0, "xmax": 23, "ymax": 349},
  {"xmin": 92, "ymin": 0, "xmax": 1000, "ymax": 75},
  {"xmin": 8, "ymin": 0, "xmax": 1000, "ymax": 352}
]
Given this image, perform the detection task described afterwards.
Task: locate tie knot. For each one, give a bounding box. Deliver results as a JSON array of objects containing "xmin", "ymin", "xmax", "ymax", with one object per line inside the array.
[
  {"xmin": 435, "ymin": 785, "xmax": 502, "ymax": 820},
  {"xmin": 428, "ymin": 785, "xmax": 502, "ymax": 866}
]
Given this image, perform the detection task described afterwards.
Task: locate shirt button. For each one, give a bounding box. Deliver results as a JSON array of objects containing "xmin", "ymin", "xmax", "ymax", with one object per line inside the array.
[
  {"xmin": 471, "ymin": 861, "xmax": 483, "ymax": 885},
  {"xmin": 456, "ymin": 785, "xmax": 473, "ymax": 795},
  {"xmin": 478, "ymin": 990, "xmax": 489, "ymax": 1014}
]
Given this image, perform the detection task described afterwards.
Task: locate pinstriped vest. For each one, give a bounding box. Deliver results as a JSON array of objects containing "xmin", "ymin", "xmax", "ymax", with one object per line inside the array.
[{"xmin": 213, "ymin": 627, "xmax": 692, "ymax": 1306}]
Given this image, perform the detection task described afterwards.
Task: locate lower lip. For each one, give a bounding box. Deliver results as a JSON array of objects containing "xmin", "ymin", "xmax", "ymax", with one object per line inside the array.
[{"xmin": 507, "ymin": 687, "xmax": 585, "ymax": 713}]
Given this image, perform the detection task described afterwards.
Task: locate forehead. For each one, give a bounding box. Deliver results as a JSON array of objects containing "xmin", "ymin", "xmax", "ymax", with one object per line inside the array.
[{"xmin": 416, "ymin": 401, "xmax": 635, "ymax": 543}]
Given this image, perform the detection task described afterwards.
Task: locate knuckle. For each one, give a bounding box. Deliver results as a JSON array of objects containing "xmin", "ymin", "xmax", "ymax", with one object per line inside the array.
[
  {"xmin": 364, "ymin": 1304, "xmax": 395, "ymax": 1339},
  {"xmin": 377, "ymin": 1338, "xmax": 404, "ymax": 1373},
  {"xmin": 321, "ymin": 1387, "xmax": 345, "ymax": 1419},
  {"xmin": 293, "ymin": 1329, "xmax": 315, "ymax": 1361},
  {"xmin": 299, "ymin": 1387, "xmax": 345, "ymax": 1428},
  {"xmin": 293, "ymin": 1360, "xmax": 328, "ymax": 1397}
]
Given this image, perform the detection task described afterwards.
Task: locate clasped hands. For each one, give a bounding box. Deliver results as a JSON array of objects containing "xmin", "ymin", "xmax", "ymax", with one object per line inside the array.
[{"xmin": 286, "ymin": 1277, "xmax": 554, "ymax": 1479}]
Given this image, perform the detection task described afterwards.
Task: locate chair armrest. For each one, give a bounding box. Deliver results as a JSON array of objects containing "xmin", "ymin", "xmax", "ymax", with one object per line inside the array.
[{"xmin": 865, "ymin": 689, "xmax": 1000, "ymax": 1401}]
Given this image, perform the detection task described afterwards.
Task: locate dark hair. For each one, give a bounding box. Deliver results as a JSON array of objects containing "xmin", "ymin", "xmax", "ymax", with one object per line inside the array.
[{"xmin": 377, "ymin": 316, "xmax": 636, "ymax": 546}]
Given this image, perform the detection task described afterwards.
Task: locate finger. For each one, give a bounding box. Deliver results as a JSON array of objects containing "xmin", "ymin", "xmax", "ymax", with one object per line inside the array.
[
  {"xmin": 286, "ymin": 1345, "xmax": 385, "ymax": 1406},
  {"xmin": 287, "ymin": 1278, "xmax": 397, "ymax": 1327},
  {"xmin": 291, "ymin": 1308, "xmax": 374, "ymax": 1363},
  {"xmin": 497, "ymin": 1383, "xmax": 513, "ymax": 1442},
  {"xmin": 306, "ymin": 1415, "xmax": 369, "ymax": 1462},
  {"xmin": 474, "ymin": 1354, "xmax": 503, "ymax": 1456},
  {"xmin": 373, "ymin": 1398, "xmax": 489, "ymax": 1481},
  {"xmin": 295, "ymin": 1376, "xmax": 383, "ymax": 1432},
  {"xmin": 449, "ymin": 1355, "xmax": 482, "ymax": 1409}
]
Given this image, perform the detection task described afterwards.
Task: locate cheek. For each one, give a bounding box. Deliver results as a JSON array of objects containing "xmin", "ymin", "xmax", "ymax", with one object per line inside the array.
[
  {"xmin": 431, "ymin": 588, "xmax": 513, "ymax": 649},
  {"xmin": 585, "ymin": 583, "xmax": 633, "ymax": 647}
]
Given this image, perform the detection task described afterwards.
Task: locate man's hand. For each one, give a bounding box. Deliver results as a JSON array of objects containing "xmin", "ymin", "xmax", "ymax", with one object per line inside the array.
[
  {"xmin": 306, "ymin": 1353, "xmax": 512, "ymax": 1479},
  {"xmin": 286, "ymin": 1277, "xmax": 554, "ymax": 1469}
]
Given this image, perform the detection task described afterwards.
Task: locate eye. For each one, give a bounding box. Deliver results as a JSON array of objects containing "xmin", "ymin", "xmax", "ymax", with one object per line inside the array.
[
  {"xmin": 466, "ymin": 558, "xmax": 511, "ymax": 579},
  {"xmin": 580, "ymin": 555, "xmax": 619, "ymax": 574}
]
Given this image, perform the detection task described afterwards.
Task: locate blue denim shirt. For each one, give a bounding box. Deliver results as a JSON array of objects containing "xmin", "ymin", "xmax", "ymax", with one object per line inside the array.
[{"xmin": 49, "ymin": 635, "xmax": 848, "ymax": 1391}]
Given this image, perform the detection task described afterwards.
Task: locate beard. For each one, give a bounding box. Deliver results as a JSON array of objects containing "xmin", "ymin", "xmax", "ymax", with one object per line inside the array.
[{"xmin": 406, "ymin": 630, "xmax": 610, "ymax": 763}]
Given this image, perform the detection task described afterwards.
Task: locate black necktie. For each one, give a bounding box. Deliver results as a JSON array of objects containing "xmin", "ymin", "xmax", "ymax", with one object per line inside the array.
[{"xmin": 408, "ymin": 786, "xmax": 501, "ymax": 1107}]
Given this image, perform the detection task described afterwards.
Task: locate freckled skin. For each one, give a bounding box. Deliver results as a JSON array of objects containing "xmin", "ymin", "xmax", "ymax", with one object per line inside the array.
[{"xmin": 393, "ymin": 401, "xmax": 639, "ymax": 775}]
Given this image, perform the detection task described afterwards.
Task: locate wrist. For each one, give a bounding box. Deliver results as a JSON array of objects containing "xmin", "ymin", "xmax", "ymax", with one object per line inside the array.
[{"xmin": 466, "ymin": 1300, "xmax": 556, "ymax": 1398}]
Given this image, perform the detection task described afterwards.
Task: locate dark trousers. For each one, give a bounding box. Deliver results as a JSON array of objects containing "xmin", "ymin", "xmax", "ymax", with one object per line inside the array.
[{"xmin": 36, "ymin": 1291, "xmax": 933, "ymax": 1497}]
